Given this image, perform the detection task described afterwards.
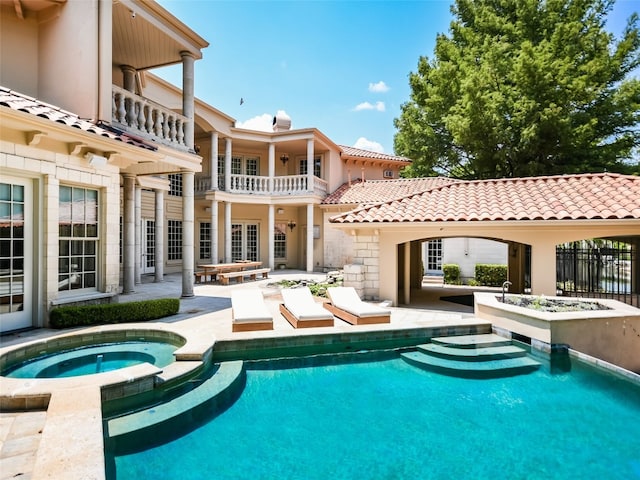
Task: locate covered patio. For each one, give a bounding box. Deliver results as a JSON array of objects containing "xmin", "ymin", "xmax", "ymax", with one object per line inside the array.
[{"xmin": 329, "ymin": 172, "xmax": 640, "ymax": 307}]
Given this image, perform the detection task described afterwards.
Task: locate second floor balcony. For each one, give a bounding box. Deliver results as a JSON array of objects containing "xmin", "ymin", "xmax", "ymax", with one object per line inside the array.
[
  {"xmin": 195, "ymin": 174, "xmax": 328, "ymax": 198},
  {"xmin": 112, "ymin": 86, "xmax": 191, "ymax": 151}
]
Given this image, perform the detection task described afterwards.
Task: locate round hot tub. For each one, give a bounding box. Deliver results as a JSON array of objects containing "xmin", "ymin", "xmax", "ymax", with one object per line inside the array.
[{"xmin": 0, "ymin": 329, "xmax": 186, "ymax": 379}]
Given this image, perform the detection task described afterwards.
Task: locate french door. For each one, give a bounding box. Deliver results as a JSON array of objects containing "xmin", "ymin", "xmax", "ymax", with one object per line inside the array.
[
  {"xmin": 231, "ymin": 223, "xmax": 258, "ymax": 262},
  {"xmin": 141, "ymin": 219, "xmax": 155, "ymax": 274},
  {"xmin": 0, "ymin": 177, "xmax": 33, "ymax": 332}
]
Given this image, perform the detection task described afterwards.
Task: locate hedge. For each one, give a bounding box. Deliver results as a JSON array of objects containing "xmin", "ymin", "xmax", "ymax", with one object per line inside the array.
[
  {"xmin": 49, "ymin": 298, "xmax": 180, "ymax": 329},
  {"xmin": 474, "ymin": 264, "xmax": 507, "ymax": 287},
  {"xmin": 442, "ymin": 264, "xmax": 461, "ymax": 284}
]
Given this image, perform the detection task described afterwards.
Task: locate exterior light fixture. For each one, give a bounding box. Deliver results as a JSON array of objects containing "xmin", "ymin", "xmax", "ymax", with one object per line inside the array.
[
  {"xmin": 280, "ymin": 153, "xmax": 289, "ymax": 165},
  {"xmin": 287, "ymin": 220, "xmax": 296, "ymax": 231}
]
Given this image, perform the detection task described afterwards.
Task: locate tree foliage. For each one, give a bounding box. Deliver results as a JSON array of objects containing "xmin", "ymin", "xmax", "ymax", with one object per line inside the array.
[{"xmin": 394, "ymin": 0, "xmax": 640, "ymax": 179}]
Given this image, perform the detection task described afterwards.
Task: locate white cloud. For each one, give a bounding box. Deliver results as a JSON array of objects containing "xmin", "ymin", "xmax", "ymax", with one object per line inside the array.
[
  {"xmin": 353, "ymin": 101, "xmax": 385, "ymax": 112},
  {"xmin": 368, "ymin": 81, "xmax": 389, "ymax": 93},
  {"xmin": 353, "ymin": 137, "xmax": 384, "ymax": 153},
  {"xmin": 236, "ymin": 110, "xmax": 291, "ymax": 132}
]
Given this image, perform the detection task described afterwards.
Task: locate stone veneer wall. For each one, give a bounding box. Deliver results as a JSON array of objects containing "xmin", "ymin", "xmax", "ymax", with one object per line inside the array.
[
  {"xmin": 343, "ymin": 233, "xmax": 381, "ymax": 300},
  {"xmin": 323, "ymin": 211, "xmax": 354, "ymax": 270}
]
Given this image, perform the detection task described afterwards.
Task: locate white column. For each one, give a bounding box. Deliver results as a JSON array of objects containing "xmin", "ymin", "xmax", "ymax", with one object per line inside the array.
[
  {"xmin": 121, "ymin": 65, "xmax": 136, "ymax": 93},
  {"xmin": 530, "ymin": 241, "xmax": 558, "ymax": 296},
  {"xmin": 181, "ymin": 51, "xmax": 195, "ymax": 149},
  {"xmin": 134, "ymin": 185, "xmax": 142, "ymax": 284},
  {"xmin": 225, "ymin": 201, "xmax": 232, "ymax": 262},
  {"xmin": 154, "ymin": 188, "xmax": 164, "ymax": 283},
  {"xmin": 225, "ymin": 138, "xmax": 232, "ymax": 192},
  {"xmin": 210, "ymin": 131, "xmax": 219, "ymax": 190},
  {"xmin": 306, "ymin": 203, "xmax": 314, "ymax": 272},
  {"xmin": 404, "ymin": 242, "xmax": 411, "ymax": 305},
  {"xmin": 181, "ymin": 170, "xmax": 195, "ymax": 297},
  {"xmin": 211, "ymin": 200, "xmax": 219, "ymax": 263},
  {"xmin": 122, "ymin": 174, "xmax": 136, "ymax": 294},
  {"xmin": 268, "ymin": 205, "xmax": 275, "ymax": 270},
  {"xmin": 268, "ymin": 143, "xmax": 275, "ymax": 193},
  {"xmin": 306, "ymin": 139, "xmax": 314, "ymax": 192}
]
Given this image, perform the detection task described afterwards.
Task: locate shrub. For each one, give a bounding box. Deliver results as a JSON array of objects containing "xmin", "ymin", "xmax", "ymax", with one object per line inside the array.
[
  {"xmin": 49, "ymin": 298, "xmax": 180, "ymax": 329},
  {"xmin": 474, "ymin": 264, "xmax": 507, "ymax": 287},
  {"xmin": 442, "ymin": 264, "xmax": 460, "ymax": 284}
]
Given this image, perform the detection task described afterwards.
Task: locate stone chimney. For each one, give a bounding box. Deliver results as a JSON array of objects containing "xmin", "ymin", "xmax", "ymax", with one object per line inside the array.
[{"xmin": 272, "ymin": 111, "xmax": 291, "ymax": 132}]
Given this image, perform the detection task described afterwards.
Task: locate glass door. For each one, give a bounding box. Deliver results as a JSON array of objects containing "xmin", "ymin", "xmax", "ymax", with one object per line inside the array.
[{"xmin": 0, "ymin": 178, "xmax": 33, "ymax": 332}]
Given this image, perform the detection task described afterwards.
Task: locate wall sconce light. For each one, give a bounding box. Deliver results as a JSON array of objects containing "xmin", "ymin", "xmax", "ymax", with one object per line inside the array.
[
  {"xmin": 280, "ymin": 153, "xmax": 289, "ymax": 165},
  {"xmin": 277, "ymin": 208, "xmax": 285, "ymax": 215},
  {"xmin": 287, "ymin": 220, "xmax": 296, "ymax": 231}
]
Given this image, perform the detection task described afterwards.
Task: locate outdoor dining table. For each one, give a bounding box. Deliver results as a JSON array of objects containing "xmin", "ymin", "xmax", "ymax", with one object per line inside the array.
[{"xmin": 197, "ymin": 261, "xmax": 262, "ymax": 283}]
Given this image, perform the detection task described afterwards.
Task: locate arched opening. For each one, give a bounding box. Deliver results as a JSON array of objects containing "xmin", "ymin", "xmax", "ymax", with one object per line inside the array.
[{"xmin": 394, "ymin": 235, "xmax": 639, "ymax": 309}]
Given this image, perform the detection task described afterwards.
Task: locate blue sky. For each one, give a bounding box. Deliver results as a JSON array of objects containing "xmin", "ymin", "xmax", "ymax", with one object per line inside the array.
[{"xmin": 155, "ymin": 0, "xmax": 639, "ymax": 155}]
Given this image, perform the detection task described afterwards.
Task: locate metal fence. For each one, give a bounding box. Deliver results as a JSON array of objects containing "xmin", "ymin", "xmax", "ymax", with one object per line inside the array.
[{"xmin": 556, "ymin": 241, "xmax": 638, "ymax": 307}]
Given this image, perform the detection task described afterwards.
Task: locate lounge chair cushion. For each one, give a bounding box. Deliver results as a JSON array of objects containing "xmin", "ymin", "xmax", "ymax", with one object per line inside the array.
[
  {"xmin": 327, "ymin": 287, "xmax": 391, "ymax": 318},
  {"xmin": 231, "ymin": 290, "xmax": 272, "ymax": 323},
  {"xmin": 281, "ymin": 288, "xmax": 333, "ymax": 321}
]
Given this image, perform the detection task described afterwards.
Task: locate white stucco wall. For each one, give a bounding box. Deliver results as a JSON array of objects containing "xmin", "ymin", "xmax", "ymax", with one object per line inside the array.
[{"xmin": 440, "ymin": 238, "xmax": 508, "ymax": 280}]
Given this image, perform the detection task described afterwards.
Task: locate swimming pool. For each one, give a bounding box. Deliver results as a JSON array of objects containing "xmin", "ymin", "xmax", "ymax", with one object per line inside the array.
[{"xmin": 108, "ymin": 350, "xmax": 640, "ymax": 480}]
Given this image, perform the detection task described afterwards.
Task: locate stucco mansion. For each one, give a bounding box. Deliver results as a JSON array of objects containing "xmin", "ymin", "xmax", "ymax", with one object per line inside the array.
[{"xmin": 1, "ymin": 0, "xmax": 639, "ymax": 334}]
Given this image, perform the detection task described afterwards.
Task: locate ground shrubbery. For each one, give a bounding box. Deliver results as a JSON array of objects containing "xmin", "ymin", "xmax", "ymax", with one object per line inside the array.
[
  {"xmin": 49, "ymin": 298, "xmax": 180, "ymax": 329},
  {"xmin": 474, "ymin": 264, "xmax": 508, "ymax": 287}
]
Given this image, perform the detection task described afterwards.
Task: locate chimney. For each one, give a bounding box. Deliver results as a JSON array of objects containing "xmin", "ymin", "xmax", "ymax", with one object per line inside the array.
[{"xmin": 272, "ymin": 111, "xmax": 291, "ymax": 132}]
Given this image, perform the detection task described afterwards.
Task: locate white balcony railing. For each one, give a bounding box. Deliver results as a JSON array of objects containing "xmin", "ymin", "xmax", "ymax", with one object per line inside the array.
[
  {"xmin": 111, "ymin": 85, "xmax": 190, "ymax": 149},
  {"xmin": 194, "ymin": 174, "xmax": 328, "ymax": 197}
]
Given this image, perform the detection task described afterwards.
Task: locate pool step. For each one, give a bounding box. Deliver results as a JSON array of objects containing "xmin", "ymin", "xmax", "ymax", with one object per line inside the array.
[
  {"xmin": 417, "ymin": 343, "xmax": 527, "ymax": 361},
  {"xmin": 401, "ymin": 334, "xmax": 541, "ymax": 378},
  {"xmin": 431, "ymin": 333, "xmax": 512, "ymax": 349},
  {"xmin": 106, "ymin": 360, "xmax": 244, "ymax": 440}
]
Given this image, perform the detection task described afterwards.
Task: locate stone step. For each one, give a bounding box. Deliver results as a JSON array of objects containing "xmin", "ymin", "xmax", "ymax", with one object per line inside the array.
[
  {"xmin": 417, "ymin": 343, "xmax": 527, "ymax": 362},
  {"xmin": 106, "ymin": 360, "xmax": 244, "ymax": 440},
  {"xmin": 401, "ymin": 351, "xmax": 541, "ymax": 378},
  {"xmin": 431, "ymin": 333, "xmax": 512, "ymax": 349}
]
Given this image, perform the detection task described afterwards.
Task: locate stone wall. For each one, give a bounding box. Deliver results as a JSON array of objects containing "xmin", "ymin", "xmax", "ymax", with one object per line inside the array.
[{"xmin": 343, "ymin": 233, "xmax": 381, "ymax": 300}]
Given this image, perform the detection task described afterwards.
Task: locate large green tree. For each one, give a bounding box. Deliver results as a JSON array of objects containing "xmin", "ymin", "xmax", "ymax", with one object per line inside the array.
[{"xmin": 394, "ymin": 0, "xmax": 640, "ymax": 179}]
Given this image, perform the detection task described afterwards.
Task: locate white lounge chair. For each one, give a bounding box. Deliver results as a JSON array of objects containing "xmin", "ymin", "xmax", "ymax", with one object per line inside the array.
[
  {"xmin": 279, "ymin": 287, "xmax": 334, "ymax": 328},
  {"xmin": 231, "ymin": 289, "xmax": 273, "ymax": 332},
  {"xmin": 324, "ymin": 287, "xmax": 391, "ymax": 325}
]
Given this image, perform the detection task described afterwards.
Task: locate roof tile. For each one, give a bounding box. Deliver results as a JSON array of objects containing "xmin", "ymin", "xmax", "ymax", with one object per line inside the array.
[
  {"xmin": 0, "ymin": 86, "xmax": 156, "ymax": 151},
  {"xmin": 330, "ymin": 173, "xmax": 640, "ymax": 223}
]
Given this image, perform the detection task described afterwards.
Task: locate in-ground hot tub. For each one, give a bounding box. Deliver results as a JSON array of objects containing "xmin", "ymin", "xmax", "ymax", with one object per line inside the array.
[{"xmin": 0, "ymin": 329, "xmax": 186, "ymax": 379}]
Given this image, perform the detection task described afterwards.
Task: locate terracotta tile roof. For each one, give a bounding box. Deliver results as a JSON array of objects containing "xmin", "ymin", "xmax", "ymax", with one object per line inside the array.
[
  {"xmin": 330, "ymin": 173, "xmax": 640, "ymax": 223},
  {"xmin": 323, "ymin": 177, "xmax": 460, "ymax": 205},
  {"xmin": 0, "ymin": 87, "xmax": 157, "ymax": 150},
  {"xmin": 339, "ymin": 145, "xmax": 412, "ymax": 163}
]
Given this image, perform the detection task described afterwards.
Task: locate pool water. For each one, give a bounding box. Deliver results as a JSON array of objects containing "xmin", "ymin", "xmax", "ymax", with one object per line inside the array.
[
  {"xmin": 4, "ymin": 341, "xmax": 177, "ymax": 378},
  {"xmin": 111, "ymin": 352, "xmax": 640, "ymax": 480}
]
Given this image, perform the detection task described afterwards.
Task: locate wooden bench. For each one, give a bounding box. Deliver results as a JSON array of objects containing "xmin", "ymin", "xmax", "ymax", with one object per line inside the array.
[
  {"xmin": 218, "ymin": 268, "xmax": 271, "ymax": 285},
  {"xmin": 194, "ymin": 271, "xmax": 211, "ymax": 283}
]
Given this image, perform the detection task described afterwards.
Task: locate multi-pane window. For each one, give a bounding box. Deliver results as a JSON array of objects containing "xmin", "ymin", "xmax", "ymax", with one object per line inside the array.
[
  {"xmin": 299, "ymin": 156, "xmax": 322, "ymax": 177},
  {"xmin": 0, "ymin": 183, "xmax": 25, "ymax": 312},
  {"xmin": 217, "ymin": 155, "xmax": 225, "ymax": 189},
  {"xmin": 274, "ymin": 223, "xmax": 287, "ymax": 259},
  {"xmin": 168, "ymin": 220, "xmax": 182, "ymax": 260},
  {"xmin": 58, "ymin": 186, "xmax": 98, "ymax": 291},
  {"xmin": 199, "ymin": 222, "xmax": 211, "ymax": 260},
  {"xmin": 427, "ymin": 239, "xmax": 443, "ymax": 271},
  {"xmin": 169, "ymin": 174, "xmax": 182, "ymax": 197},
  {"xmin": 145, "ymin": 220, "xmax": 155, "ymax": 268}
]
